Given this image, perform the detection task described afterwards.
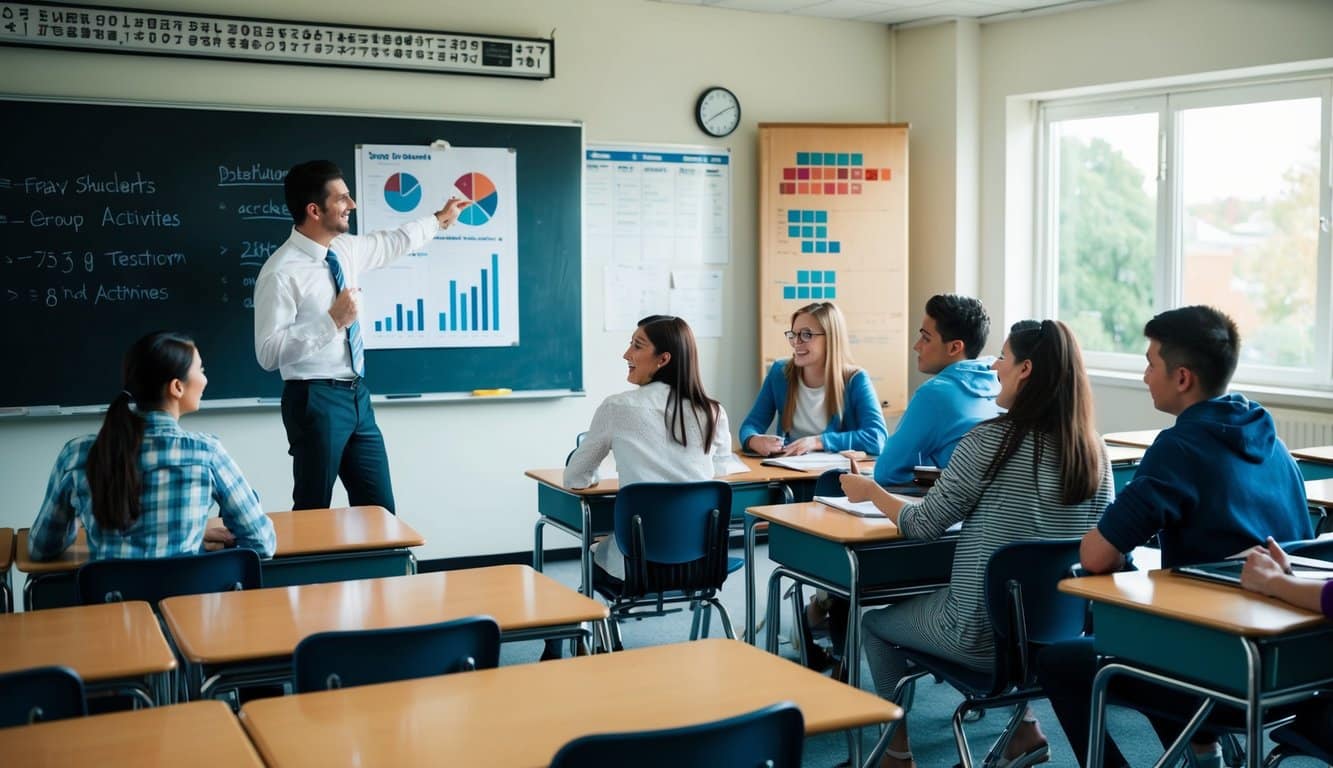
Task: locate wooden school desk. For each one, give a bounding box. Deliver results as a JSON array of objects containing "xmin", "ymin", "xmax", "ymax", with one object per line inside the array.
[
  {"xmin": 0, "ymin": 601, "xmax": 177, "ymax": 706},
  {"xmin": 1292, "ymin": 445, "xmax": 1333, "ymax": 481},
  {"xmin": 1103, "ymin": 429, "xmax": 1161, "ymax": 448},
  {"xmin": 1060, "ymin": 569, "xmax": 1333, "ymax": 768},
  {"xmin": 14, "ymin": 506, "xmax": 423, "ymax": 610},
  {"xmin": 746, "ymin": 502, "xmax": 956, "ymax": 692},
  {"xmin": 240, "ymin": 638, "xmax": 903, "ymax": 768},
  {"xmin": 525, "ymin": 454, "xmax": 816, "ymax": 617},
  {"xmin": 1105, "ymin": 443, "xmax": 1146, "ymax": 494},
  {"xmin": 0, "ymin": 699, "xmax": 263, "ymax": 768},
  {"xmin": 160, "ymin": 565, "xmax": 609, "ymax": 700},
  {"xmin": 0, "ymin": 527, "xmax": 13, "ymax": 613}
]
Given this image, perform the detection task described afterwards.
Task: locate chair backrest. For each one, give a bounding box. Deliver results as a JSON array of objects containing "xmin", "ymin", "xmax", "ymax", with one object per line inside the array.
[
  {"xmin": 292, "ymin": 615, "xmax": 501, "ymax": 693},
  {"xmin": 550, "ymin": 701, "xmax": 804, "ymax": 768},
  {"xmin": 76, "ymin": 548, "xmax": 263, "ymax": 607},
  {"xmin": 983, "ymin": 538, "xmax": 1086, "ymax": 691},
  {"xmin": 813, "ymin": 469, "xmax": 848, "ymax": 497},
  {"xmin": 564, "ymin": 431, "xmax": 590, "ymax": 466},
  {"xmin": 610, "ymin": 481, "xmax": 733, "ymax": 596},
  {"xmin": 0, "ymin": 666, "xmax": 87, "ymax": 727}
]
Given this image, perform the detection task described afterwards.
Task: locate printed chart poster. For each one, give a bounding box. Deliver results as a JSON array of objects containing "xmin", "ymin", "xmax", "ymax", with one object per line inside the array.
[
  {"xmin": 355, "ymin": 145, "xmax": 518, "ymax": 350},
  {"xmin": 586, "ymin": 143, "xmax": 730, "ymax": 333}
]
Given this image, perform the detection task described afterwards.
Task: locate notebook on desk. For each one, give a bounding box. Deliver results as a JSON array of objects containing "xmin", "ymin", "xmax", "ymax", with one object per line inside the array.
[
  {"xmin": 1174, "ymin": 556, "xmax": 1333, "ymax": 587},
  {"xmin": 760, "ymin": 454, "xmax": 864, "ymax": 473}
]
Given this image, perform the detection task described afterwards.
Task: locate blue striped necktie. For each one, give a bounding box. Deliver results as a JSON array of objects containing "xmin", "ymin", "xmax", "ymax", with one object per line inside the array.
[{"xmin": 325, "ymin": 250, "xmax": 365, "ymax": 377}]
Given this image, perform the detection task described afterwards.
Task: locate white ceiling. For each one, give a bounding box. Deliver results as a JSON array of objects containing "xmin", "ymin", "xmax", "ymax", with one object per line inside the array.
[{"xmin": 652, "ymin": 0, "xmax": 1116, "ymax": 26}]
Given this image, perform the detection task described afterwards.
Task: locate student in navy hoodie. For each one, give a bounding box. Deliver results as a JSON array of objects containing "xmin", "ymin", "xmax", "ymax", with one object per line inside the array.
[{"xmin": 1033, "ymin": 306, "xmax": 1312, "ymax": 768}]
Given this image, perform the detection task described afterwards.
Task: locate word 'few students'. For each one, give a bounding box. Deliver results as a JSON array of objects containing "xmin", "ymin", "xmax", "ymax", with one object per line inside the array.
[
  {"xmin": 1037, "ymin": 305, "xmax": 1313, "ymax": 768},
  {"xmin": 841, "ymin": 319, "xmax": 1112, "ymax": 768},
  {"xmin": 740, "ymin": 301, "xmax": 888, "ymax": 457},
  {"xmin": 29, "ymin": 331, "xmax": 276, "ymax": 561}
]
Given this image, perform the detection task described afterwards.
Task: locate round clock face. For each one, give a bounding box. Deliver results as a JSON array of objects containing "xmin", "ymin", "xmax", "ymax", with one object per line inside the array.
[{"xmin": 696, "ymin": 87, "xmax": 741, "ymax": 138}]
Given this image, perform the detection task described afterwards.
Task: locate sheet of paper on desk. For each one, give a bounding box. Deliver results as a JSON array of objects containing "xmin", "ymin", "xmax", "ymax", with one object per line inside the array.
[
  {"xmin": 814, "ymin": 495, "xmax": 884, "ymax": 517},
  {"xmin": 718, "ymin": 454, "xmax": 750, "ymax": 476},
  {"xmin": 762, "ymin": 454, "xmax": 853, "ymax": 473}
]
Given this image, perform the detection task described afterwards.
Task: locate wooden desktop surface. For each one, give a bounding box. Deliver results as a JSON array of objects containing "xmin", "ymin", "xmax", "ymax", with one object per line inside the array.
[
  {"xmin": 746, "ymin": 502, "xmax": 904, "ymax": 544},
  {"xmin": 1105, "ymin": 444, "xmax": 1147, "ymax": 465},
  {"xmin": 1059, "ymin": 568, "xmax": 1327, "ymax": 637},
  {"xmin": 1103, "ymin": 429, "xmax": 1161, "ymax": 448},
  {"xmin": 1292, "ymin": 445, "xmax": 1333, "ymax": 465},
  {"xmin": 0, "ymin": 527, "xmax": 13, "ymax": 571},
  {"xmin": 525, "ymin": 453, "xmax": 863, "ymax": 495},
  {"xmin": 161, "ymin": 565, "xmax": 607, "ymax": 665},
  {"xmin": 240, "ymin": 638, "xmax": 901, "ymax": 767},
  {"xmin": 0, "ymin": 700, "xmax": 263, "ymax": 768},
  {"xmin": 0, "ymin": 600, "xmax": 176, "ymax": 680},
  {"xmin": 14, "ymin": 506, "xmax": 422, "ymax": 575},
  {"xmin": 1306, "ymin": 479, "xmax": 1333, "ymax": 506}
]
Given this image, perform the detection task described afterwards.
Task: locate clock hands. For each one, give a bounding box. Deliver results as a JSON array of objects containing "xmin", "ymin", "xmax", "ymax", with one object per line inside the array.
[{"xmin": 707, "ymin": 105, "xmax": 738, "ymax": 123}]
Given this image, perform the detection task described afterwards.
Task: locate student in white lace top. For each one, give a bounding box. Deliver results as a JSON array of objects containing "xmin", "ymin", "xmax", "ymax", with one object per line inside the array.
[{"xmin": 564, "ymin": 315, "xmax": 734, "ymax": 580}]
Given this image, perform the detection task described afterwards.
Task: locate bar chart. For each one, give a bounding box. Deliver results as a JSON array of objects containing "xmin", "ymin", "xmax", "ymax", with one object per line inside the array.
[{"xmin": 371, "ymin": 253, "xmax": 502, "ymax": 334}]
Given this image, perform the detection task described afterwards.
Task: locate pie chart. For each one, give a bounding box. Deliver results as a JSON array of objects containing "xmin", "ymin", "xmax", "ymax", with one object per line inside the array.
[
  {"xmin": 383, "ymin": 172, "xmax": 422, "ymax": 213},
  {"xmin": 454, "ymin": 172, "xmax": 499, "ymax": 226}
]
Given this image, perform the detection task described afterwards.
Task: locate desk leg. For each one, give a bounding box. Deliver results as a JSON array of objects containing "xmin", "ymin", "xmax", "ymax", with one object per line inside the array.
[
  {"xmin": 744, "ymin": 514, "xmax": 759, "ymax": 645},
  {"xmin": 844, "ymin": 547, "xmax": 863, "ymax": 768},
  {"xmin": 533, "ymin": 517, "xmax": 547, "ymax": 572},
  {"xmin": 1243, "ymin": 639, "xmax": 1262, "ymax": 768},
  {"xmin": 580, "ymin": 499, "xmax": 594, "ymax": 598},
  {"xmin": 765, "ymin": 567, "xmax": 786, "ymax": 654},
  {"xmin": 1088, "ymin": 663, "xmax": 1112, "ymax": 768}
]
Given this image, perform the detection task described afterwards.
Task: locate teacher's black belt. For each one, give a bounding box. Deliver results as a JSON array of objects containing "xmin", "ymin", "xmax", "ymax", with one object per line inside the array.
[{"xmin": 290, "ymin": 377, "xmax": 362, "ymax": 390}]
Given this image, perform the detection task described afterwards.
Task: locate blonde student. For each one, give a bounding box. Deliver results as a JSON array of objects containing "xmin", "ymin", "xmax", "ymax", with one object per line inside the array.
[{"xmin": 739, "ymin": 301, "xmax": 888, "ymax": 457}]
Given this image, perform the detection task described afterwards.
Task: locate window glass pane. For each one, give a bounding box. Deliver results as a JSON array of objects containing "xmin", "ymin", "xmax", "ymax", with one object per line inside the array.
[
  {"xmin": 1180, "ymin": 97, "xmax": 1322, "ymax": 370},
  {"xmin": 1052, "ymin": 113, "xmax": 1159, "ymax": 354}
]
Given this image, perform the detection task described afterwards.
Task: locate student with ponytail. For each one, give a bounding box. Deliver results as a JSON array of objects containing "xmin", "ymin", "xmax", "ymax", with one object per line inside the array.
[{"xmin": 28, "ymin": 331, "xmax": 276, "ymax": 560}]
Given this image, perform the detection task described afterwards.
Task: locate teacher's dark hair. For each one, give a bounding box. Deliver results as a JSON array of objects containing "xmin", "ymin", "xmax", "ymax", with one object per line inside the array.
[
  {"xmin": 984, "ymin": 320, "xmax": 1102, "ymax": 505},
  {"xmin": 284, "ymin": 160, "xmax": 345, "ymax": 226},
  {"xmin": 87, "ymin": 331, "xmax": 197, "ymax": 532},
  {"xmin": 638, "ymin": 315, "xmax": 720, "ymax": 451}
]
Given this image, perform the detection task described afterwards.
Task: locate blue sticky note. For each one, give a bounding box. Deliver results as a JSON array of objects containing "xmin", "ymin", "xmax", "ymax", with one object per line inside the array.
[
  {"xmin": 829, "ymin": 241, "xmax": 841, "ymax": 254},
  {"xmin": 814, "ymin": 287, "xmax": 826, "ymax": 299},
  {"xmin": 815, "ymin": 241, "xmax": 828, "ymax": 253},
  {"xmin": 825, "ymin": 270, "xmax": 836, "ymax": 283},
  {"xmin": 852, "ymin": 153, "xmax": 863, "ymax": 166},
  {"xmin": 822, "ymin": 152, "xmax": 835, "ymax": 165},
  {"xmin": 788, "ymin": 225, "xmax": 800, "ymax": 238},
  {"xmin": 797, "ymin": 152, "xmax": 809, "ymax": 165},
  {"xmin": 816, "ymin": 226, "xmax": 827, "ymax": 238},
  {"xmin": 787, "ymin": 210, "xmax": 800, "ymax": 223},
  {"xmin": 838, "ymin": 153, "xmax": 850, "ymax": 166},
  {"xmin": 797, "ymin": 270, "xmax": 809, "ymax": 282},
  {"xmin": 802, "ymin": 226, "xmax": 814, "ymax": 238},
  {"xmin": 801, "ymin": 241, "xmax": 814, "ymax": 254},
  {"xmin": 826, "ymin": 287, "xmax": 837, "ymax": 299},
  {"xmin": 815, "ymin": 210, "xmax": 827, "ymax": 223},
  {"xmin": 810, "ymin": 272, "xmax": 822, "ymax": 284},
  {"xmin": 783, "ymin": 286, "xmax": 796, "ymax": 300},
  {"xmin": 797, "ymin": 286, "xmax": 811, "ymax": 299},
  {"xmin": 802, "ymin": 210, "xmax": 815, "ymax": 223}
]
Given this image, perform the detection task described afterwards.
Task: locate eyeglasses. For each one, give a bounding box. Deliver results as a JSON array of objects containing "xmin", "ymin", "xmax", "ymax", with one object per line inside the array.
[{"xmin": 784, "ymin": 329, "xmax": 826, "ymax": 344}]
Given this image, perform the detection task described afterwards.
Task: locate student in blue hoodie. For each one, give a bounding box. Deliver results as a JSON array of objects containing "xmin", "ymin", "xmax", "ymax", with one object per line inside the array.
[
  {"xmin": 740, "ymin": 301, "xmax": 888, "ymax": 456},
  {"xmin": 874, "ymin": 294, "xmax": 1002, "ymax": 486},
  {"xmin": 1033, "ymin": 306, "xmax": 1312, "ymax": 768}
]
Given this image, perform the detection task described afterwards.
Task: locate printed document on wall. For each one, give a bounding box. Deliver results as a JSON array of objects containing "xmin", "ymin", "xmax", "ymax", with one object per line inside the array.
[
  {"xmin": 355, "ymin": 145, "xmax": 518, "ymax": 350},
  {"xmin": 587, "ymin": 143, "xmax": 730, "ymax": 331}
]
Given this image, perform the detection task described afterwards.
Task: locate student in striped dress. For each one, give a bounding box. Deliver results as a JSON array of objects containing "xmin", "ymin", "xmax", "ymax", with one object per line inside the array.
[{"xmin": 840, "ymin": 320, "xmax": 1113, "ymax": 768}]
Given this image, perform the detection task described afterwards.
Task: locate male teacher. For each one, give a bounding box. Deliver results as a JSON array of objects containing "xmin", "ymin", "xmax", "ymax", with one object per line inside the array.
[{"xmin": 254, "ymin": 160, "xmax": 468, "ymax": 513}]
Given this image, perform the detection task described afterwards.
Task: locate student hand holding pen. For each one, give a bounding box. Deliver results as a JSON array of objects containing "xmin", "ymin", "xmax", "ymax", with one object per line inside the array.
[{"xmin": 746, "ymin": 434, "xmax": 786, "ymax": 456}]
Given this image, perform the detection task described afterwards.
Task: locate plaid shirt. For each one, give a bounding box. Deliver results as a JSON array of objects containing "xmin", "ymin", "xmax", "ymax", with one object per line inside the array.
[{"xmin": 29, "ymin": 411, "xmax": 276, "ymax": 561}]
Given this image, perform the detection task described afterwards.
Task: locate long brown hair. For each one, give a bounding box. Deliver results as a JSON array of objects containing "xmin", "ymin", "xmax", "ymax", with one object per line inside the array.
[
  {"xmin": 782, "ymin": 302, "xmax": 860, "ymax": 433},
  {"xmin": 984, "ymin": 320, "xmax": 1102, "ymax": 505},
  {"xmin": 86, "ymin": 331, "xmax": 196, "ymax": 531},
  {"xmin": 639, "ymin": 315, "xmax": 720, "ymax": 450}
]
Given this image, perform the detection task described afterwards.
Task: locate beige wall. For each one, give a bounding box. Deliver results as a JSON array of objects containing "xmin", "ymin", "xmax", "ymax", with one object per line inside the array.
[
  {"xmin": 0, "ymin": 0, "xmax": 894, "ymax": 557},
  {"xmin": 894, "ymin": 0, "xmax": 1333, "ymax": 430}
]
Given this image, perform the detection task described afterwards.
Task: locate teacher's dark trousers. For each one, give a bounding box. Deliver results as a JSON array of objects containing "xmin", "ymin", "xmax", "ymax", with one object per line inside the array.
[{"xmin": 281, "ymin": 378, "xmax": 396, "ymax": 514}]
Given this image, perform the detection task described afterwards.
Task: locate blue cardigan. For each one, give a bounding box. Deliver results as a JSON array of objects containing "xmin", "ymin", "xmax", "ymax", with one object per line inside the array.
[{"xmin": 739, "ymin": 360, "xmax": 888, "ymax": 454}]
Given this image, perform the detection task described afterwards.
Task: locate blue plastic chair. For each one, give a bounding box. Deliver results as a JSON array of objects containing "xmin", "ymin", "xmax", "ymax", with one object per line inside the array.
[
  {"xmin": 885, "ymin": 539, "xmax": 1086, "ymax": 768},
  {"xmin": 0, "ymin": 666, "xmax": 87, "ymax": 727},
  {"xmin": 593, "ymin": 481, "xmax": 735, "ymax": 650},
  {"xmin": 76, "ymin": 548, "xmax": 262, "ymax": 607},
  {"xmin": 292, "ymin": 615, "xmax": 501, "ymax": 693},
  {"xmin": 1264, "ymin": 697, "xmax": 1333, "ymax": 766},
  {"xmin": 549, "ymin": 701, "xmax": 804, "ymax": 768}
]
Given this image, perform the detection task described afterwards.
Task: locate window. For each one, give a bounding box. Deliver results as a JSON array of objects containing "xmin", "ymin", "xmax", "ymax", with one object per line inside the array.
[{"xmin": 1040, "ymin": 78, "xmax": 1332, "ymax": 387}]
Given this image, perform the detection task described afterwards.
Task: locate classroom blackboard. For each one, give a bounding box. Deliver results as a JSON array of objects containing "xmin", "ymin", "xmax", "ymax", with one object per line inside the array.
[{"xmin": 0, "ymin": 97, "xmax": 583, "ymax": 410}]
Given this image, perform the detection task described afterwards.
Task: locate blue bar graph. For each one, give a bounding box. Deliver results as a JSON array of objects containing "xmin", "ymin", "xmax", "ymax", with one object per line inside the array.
[{"xmin": 370, "ymin": 254, "xmax": 504, "ymax": 337}]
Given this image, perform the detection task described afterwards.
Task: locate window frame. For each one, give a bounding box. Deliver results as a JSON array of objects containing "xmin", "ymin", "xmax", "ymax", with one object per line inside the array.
[{"xmin": 1037, "ymin": 76, "xmax": 1333, "ymax": 390}]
